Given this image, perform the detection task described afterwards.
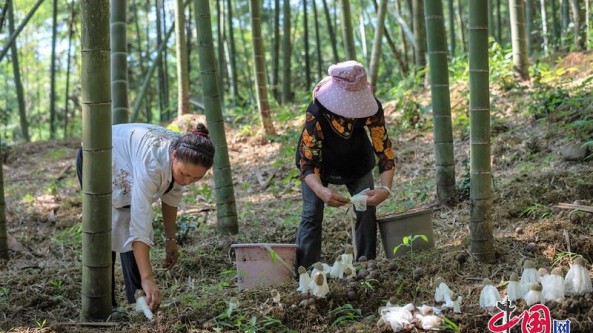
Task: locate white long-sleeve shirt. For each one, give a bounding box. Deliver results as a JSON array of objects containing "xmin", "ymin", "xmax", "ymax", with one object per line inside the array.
[{"xmin": 111, "ymin": 123, "xmax": 184, "ymax": 253}]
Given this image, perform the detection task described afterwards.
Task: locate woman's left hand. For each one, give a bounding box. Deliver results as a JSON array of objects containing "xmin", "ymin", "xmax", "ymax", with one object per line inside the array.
[
  {"xmin": 163, "ymin": 240, "xmax": 179, "ymax": 269},
  {"xmin": 365, "ymin": 188, "xmax": 390, "ymax": 206}
]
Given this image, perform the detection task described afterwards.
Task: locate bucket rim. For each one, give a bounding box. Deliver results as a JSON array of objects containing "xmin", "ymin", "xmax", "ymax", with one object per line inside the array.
[
  {"xmin": 377, "ymin": 207, "xmax": 433, "ymax": 222},
  {"xmin": 230, "ymin": 243, "xmax": 297, "ymax": 249}
]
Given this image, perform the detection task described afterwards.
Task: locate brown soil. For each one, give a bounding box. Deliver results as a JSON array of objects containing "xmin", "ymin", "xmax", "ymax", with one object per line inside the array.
[{"xmin": 2, "ymin": 55, "xmax": 593, "ymax": 333}]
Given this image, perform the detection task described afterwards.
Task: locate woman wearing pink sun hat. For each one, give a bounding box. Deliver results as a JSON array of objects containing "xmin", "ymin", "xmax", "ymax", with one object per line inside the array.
[{"xmin": 294, "ymin": 60, "xmax": 395, "ymax": 271}]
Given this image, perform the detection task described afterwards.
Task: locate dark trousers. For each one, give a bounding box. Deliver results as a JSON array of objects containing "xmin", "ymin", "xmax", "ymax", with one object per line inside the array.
[
  {"xmin": 295, "ymin": 171, "xmax": 377, "ymax": 271},
  {"xmin": 77, "ymin": 147, "xmax": 142, "ymax": 307}
]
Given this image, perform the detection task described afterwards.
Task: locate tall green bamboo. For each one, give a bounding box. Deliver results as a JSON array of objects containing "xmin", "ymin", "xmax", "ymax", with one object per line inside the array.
[
  {"xmin": 281, "ymin": 0, "xmax": 291, "ymax": 103},
  {"xmin": 369, "ymin": 0, "xmax": 387, "ymax": 87},
  {"xmin": 111, "ymin": 0, "xmax": 129, "ymax": 124},
  {"xmin": 570, "ymin": 0, "xmax": 586, "ymax": 50},
  {"xmin": 226, "ymin": 0, "xmax": 238, "ymax": 104},
  {"xmin": 175, "ymin": 0, "xmax": 190, "ymax": 116},
  {"xmin": 540, "ymin": 0, "xmax": 549, "ymax": 56},
  {"xmin": 80, "ymin": 0, "xmax": 112, "ymax": 320},
  {"xmin": 448, "ymin": 0, "xmax": 456, "ymax": 55},
  {"xmin": 155, "ymin": 0, "xmax": 167, "ymax": 118},
  {"xmin": 525, "ymin": 0, "xmax": 533, "ymax": 54},
  {"xmin": 413, "ymin": 0, "xmax": 427, "ymax": 70},
  {"xmin": 321, "ymin": 0, "xmax": 339, "ymax": 62},
  {"xmin": 49, "ymin": 0, "xmax": 58, "ymax": 138},
  {"xmin": 63, "ymin": 0, "xmax": 75, "ymax": 138},
  {"xmin": 340, "ymin": 0, "xmax": 356, "ymax": 60},
  {"xmin": 468, "ymin": 0, "xmax": 495, "ymax": 264},
  {"xmin": 496, "ymin": 0, "xmax": 502, "ymax": 42},
  {"xmin": 0, "ymin": 144, "xmax": 7, "ymax": 260},
  {"xmin": 303, "ymin": 0, "xmax": 311, "ymax": 90},
  {"xmin": 561, "ymin": 0, "xmax": 569, "ymax": 51},
  {"xmin": 249, "ymin": 0, "xmax": 277, "ymax": 136},
  {"xmin": 456, "ymin": 0, "xmax": 466, "ymax": 52},
  {"xmin": 215, "ymin": 0, "xmax": 225, "ymax": 104},
  {"xmin": 551, "ymin": 0, "xmax": 560, "ymax": 48},
  {"xmin": 425, "ymin": 0, "xmax": 455, "ymax": 205},
  {"xmin": 312, "ymin": 0, "xmax": 323, "ymax": 79},
  {"xmin": 509, "ymin": 0, "xmax": 530, "ymax": 80},
  {"xmin": 193, "ymin": 0, "xmax": 238, "ymax": 235},
  {"xmin": 0, "ymin": 2, "xmax": 9, "ymax": 33},
  {"xmin": 488, "ymin": 0, "xmax": 495, "ymax": 41},
  {"xmin": 8, "ymin": 1, "xmax": 30, "ymax": 142},
  {"xmin": 271, "ymin": 0, "xmax": 281, "ymax": 101}
]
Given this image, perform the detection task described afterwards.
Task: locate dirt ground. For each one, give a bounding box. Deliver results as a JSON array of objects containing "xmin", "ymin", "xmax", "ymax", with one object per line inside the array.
[{"xmin": 2, "ymin": 54, "xmax": 593, "ymax": 333}]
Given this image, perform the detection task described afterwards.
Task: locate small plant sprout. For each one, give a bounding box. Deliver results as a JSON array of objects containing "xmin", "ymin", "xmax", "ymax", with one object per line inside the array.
[
  {"xmin": 479, "ymin": 278, "xmax": 501, "ymax": 309},
  {"xmin": 296, "ymin": 266, "xmax": 312, "ymax": 294},
  {"xmin": 134, "ymin": 290, "xmax": 154, "ymax": 320},
  {"xmin": 541, "ymin": 267, "xmax": 565, "ymax": 302},
  {"xmin": 564, "ymin": 256, "xmax": 593, "ymax": 295},
  {"xmin": 393, "ymin": 234, "xmax": 429, "ymax": 257},
  {"xmin": 523, "ymin": 282, "xmax": 544, "ymax": 306},
  {"xmin": 36, "ymin": 319, "xmax": 47, "ymax": 329},
  {"xmin": 507, "ymin": 272, "xmax": 524, "ymax": 301},
  {"xmin": 310, "ymin": 272, "xmax": 329, "ymax": 298}
]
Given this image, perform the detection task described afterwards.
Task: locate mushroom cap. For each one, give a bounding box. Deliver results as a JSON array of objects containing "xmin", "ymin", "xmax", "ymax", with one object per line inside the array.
[
  {"xmin": 388, "ymin": 296, "xmax": 398, "ymax": 305},
  {"xmin": 270, "ymin": 289, "xmax": 279, "ymax": 297},
  {"xmin": 344, "ymin": 267, "xmax": 353, "ymax": 276},
  {"xmin": 483, "ymin": 278, "xmax": 494, "ymax": 286},
  {"xmin": 574, "ymin": 256, "xmax": 586, "ymax": 266},
  {"xmin": 523, "ymin": 260, "xmax": 536, "ymax": 269},
  {"xmin": 313, "ymin": 272, "xmax": 325, "ymax": 286},
  {"xmin": 313, "ymin": 262, "xmax": 323, "ymax": 271},
  {"xmin": 345, "ymin": 245, "xmax": 353, "ymax": 254},
  {"xmin": 551, "ymin": 267, "xmax": 563, "ymax": 276},
  {"xmin": 530, "ymin": 282, "xmax": 543, "ymax": 292},
  {"xmin": 510, "ymin": 272, "xmax": 520, "ymax": 281},
  {"xmin": 298, "ymin": 266, "xmax": 307, "ymax": 274},
  {"xmin": 434, "ymin": 276, "xmax": 445, "ymax": 286},
  {"xmin": 538, "ymin": 268, "xmax": 549, "ymax": 277}
]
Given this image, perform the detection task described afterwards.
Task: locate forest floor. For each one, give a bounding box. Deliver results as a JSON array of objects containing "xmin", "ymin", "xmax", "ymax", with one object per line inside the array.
[{"xmin": 2, "ymin": 52, "xmax": 593, "ymax": 333}]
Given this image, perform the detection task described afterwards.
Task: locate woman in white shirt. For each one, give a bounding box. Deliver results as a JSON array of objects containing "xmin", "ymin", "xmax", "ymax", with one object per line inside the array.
[{"xmin": 76, "ymin": 122, "xmax": 214, "ymax": 311}]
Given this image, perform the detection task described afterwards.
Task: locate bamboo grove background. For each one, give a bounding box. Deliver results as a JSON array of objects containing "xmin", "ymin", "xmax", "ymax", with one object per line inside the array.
[{"xmin": 0, "ymin": 0, "xmax": 590, "ymax": 143}]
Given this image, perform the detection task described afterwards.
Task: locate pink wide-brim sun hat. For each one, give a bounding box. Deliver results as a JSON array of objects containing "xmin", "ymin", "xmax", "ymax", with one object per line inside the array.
[{"xmin": 313, "ymin": 60, "xmax": 378, "ymax": 119}]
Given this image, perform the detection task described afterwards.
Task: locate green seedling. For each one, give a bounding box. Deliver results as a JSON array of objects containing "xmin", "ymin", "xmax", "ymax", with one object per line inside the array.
[{"xmin": 393, "ymin": 234, "xmax": 429, "ymax": 257}]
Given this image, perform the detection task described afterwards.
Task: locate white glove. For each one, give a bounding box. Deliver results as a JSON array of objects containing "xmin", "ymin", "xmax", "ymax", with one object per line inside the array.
[{"xmin": 350, "ymin": 188, "xmax": 370, "ymax": 211}]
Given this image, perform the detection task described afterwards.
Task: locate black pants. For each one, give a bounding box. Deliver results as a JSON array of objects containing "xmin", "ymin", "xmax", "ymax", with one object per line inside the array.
[
  {"xmin": 77, "ymin": 147, "xmax": 142, "ymax": 307},
  {"xmin": 295, "ymin": 171, "xmax": 377, "ymax": 272}
]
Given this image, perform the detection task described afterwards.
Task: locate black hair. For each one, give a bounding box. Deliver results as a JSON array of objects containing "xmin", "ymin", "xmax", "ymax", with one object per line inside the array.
[{"xmin": 170, "ymin": 123, "xmax": 215, "ymax": 169}]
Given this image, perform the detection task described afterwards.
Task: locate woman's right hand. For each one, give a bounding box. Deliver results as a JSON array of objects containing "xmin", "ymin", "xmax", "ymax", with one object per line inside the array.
[
  {"xmin": 317, "ymin": 187, "xmax": 349, "ymax": 207},
  {"xmin": 141, "ymin": 277, "xmax": 161, "ymax": 311}
]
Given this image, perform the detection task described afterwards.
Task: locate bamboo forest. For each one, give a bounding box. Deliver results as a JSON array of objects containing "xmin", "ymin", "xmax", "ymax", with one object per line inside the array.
[{"xmin": 1, "ymin": 0, "xmax": 593, "ymax": 332}]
